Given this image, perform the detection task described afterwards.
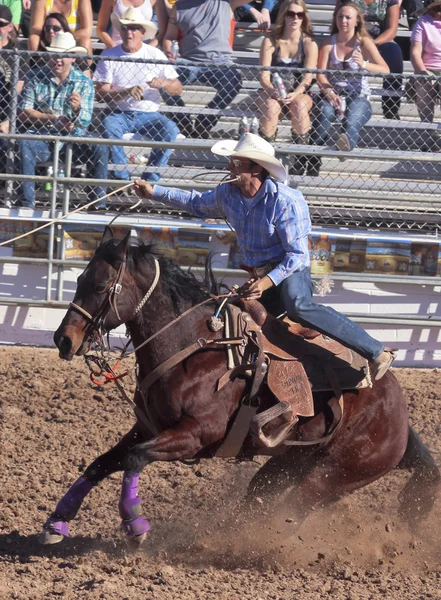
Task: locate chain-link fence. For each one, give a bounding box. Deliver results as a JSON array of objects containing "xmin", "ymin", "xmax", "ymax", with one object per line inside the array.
[{"xmin": 1, "ymin": 48, "xmax": 441, "ymax": 231}]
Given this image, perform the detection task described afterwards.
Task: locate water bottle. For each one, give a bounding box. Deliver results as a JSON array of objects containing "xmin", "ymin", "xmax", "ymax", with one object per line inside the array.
[
  {"xmin": 57, "ymin": 167, "xmax": 65, "ymax": 194},
  {"xmin": 44, "ymin": 166, "xmax": 53, "ymax": 192},
  {"xmin": 170, "ymin": 40, "xmax": 179, "ymax": 60},
  {"xmin": 273, "ymin": 72, "xmax": 287, "ymax": 99},
  {"xmin": 250, "ymin": 116, "xmax": 259, "ymax": 135},
  {"xmin": 238, "ymin": 116, "xmax": 249, "ymax": 137},
  {"xmin": 336, "ymin": 96, "xmax": 346, "ymax": 121}
]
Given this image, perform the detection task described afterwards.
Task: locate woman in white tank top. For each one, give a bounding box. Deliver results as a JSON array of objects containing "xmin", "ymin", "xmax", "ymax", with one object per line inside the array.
[
  {"xmin": 308, "ymin": 1, "xmax": 388, "ymax": 176},
  {"xmin": 97, "ymin": 0, "xmax": 168, "ymax": 47}
]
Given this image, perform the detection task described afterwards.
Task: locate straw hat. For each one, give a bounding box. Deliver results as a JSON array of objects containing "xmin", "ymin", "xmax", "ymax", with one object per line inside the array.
[
  {"xmin": 46, "ymin": 31, "xmax": 87, "ymax": 54},
  {"xmin": 211, "ymin": 133, "xmax": 287, "ymax": 182},
  {"xmin": 112, "ymin": 7, "xmax": 158, "ymax": 41}
]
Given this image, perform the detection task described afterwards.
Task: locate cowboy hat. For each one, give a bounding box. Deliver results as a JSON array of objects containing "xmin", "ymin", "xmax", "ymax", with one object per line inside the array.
[
  {"xmin": 211, "ymin": 133, "xmax": 287, "ymax": 182},
  {"xmin": 112, "ymin": 7, "xmax": 158, "ymax": 41},
  {"xmin": 46, "ymin": 31, "xmax": 87, "ymax": 54},
  {"xmin": 417, "ymin": 0, "xmax": 441, "ymax": 16}
]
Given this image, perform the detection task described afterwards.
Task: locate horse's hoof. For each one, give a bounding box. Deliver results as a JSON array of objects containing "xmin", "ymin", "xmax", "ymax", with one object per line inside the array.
[
  {"xmin": 131, "ymin": 532, "xmax": 148, "ymax": 546},
  {"xmin": 39, "ymin": 528, "xmax": 65, "ymax": 545}
]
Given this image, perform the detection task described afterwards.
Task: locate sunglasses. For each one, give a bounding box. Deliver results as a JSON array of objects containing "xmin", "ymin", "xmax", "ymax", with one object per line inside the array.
[
  {"xmin": 44, "ymin": 24, "xmax": 63, "ymax": 33},
  {"xmin": 121, "ymin": 24, "xmax": 145, "ymax": 32},
  {"xmin": 0, "ymin": 20, "xmax": 10, "ymax": 28},
  {"xmin": 230, "ymin": 158, "xmax": 251, "ymax": 168},
  {"xmin": 286, "ymin": 10, "xmax": 305, "ymax": 19}
]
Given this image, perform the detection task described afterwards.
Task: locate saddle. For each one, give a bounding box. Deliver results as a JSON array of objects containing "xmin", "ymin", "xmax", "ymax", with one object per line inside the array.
[{"xmin": 215, "ymin": 300, "xmax": 371, "ymax": 457}]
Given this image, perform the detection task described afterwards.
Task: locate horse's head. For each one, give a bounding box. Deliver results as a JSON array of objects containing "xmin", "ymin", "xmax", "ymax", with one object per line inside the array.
[{"xmin": 54, "ymin": 226, "xmax": 151, "ymax": 360}]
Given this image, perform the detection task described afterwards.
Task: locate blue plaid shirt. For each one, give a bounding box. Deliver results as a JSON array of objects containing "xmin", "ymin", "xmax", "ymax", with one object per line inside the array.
[
  {"xmin": 152, "ymin": 178, "xmax": 311, "ymax": 285},
  {"xmin": 20, "ymin": 66, "xmax": 94, "ymax": 136}
]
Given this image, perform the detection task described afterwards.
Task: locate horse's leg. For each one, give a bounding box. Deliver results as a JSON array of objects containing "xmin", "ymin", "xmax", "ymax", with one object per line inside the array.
[
  {"xmin": 396, "ymin": 425, "xmax": 441, "ymax": 526},
  {"xmin": 118, "ymin": 471, "xmax": 151, "ymax": 542},
  {"xmin": 41, "ymin": 425, "xmax": 144, "ymax": 545}
]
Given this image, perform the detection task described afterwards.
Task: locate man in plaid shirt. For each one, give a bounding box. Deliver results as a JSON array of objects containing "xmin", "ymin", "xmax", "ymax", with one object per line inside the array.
[
  {"xmin": 18, "ymin": 32, "xmax": 108, "ymax": 208},
  {"xmin": 133, "ymin": 133, "xmax": 395, "ymax": 380}
]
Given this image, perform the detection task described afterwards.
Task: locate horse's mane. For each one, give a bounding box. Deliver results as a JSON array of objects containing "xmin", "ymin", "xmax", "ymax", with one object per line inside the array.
[{"xmin": 97, "ymin": 238, "xmax": 220, "ymax": 313}]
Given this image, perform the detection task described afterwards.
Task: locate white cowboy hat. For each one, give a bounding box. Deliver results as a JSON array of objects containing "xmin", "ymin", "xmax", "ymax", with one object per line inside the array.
[
  {"xmin": 46, "ymin": 31, "xmax": 87, "ymax": 54},
  {"xmin": 112, "ymin": 7, "xmax": 158, "ymax": 41},
  {"xmin": 211, "ymin": 133, "xmax": 286, "ymax": 182}
]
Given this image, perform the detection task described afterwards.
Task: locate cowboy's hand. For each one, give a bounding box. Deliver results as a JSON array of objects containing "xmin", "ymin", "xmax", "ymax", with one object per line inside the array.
[
  {"xmin": 128, "ymin": 85, "xmax": 144, "ymax": 101},
  {"xmin": 68, "ymin": 92, "xmax": 82, "ymax": 113},
  {"xmin": 134, "ymin": 179, "xmax": 154, "ymax": 200},
  {"xmin": 56, "ymin": 115, "xmax": 74, "ymax": 132},
  {"xmin": 239, "ymin": 276, "xmax": 274, "ymax": 299}
]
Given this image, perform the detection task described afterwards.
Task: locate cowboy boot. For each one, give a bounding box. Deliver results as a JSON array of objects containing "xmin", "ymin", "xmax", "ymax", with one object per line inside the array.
[{"xmin": 290, "ymin": 132, "xmax": 309, "ymax": 176}]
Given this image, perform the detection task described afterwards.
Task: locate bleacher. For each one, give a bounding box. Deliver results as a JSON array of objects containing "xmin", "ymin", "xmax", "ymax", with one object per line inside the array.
[{"xmin": 3, "ymin": 2, "xmax": 441, "ymax": 233}]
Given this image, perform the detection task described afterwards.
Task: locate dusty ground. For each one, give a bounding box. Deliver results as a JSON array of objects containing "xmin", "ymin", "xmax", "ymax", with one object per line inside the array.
[{"xmin": 1, "ymin": 346, "xmax": 441, "ymax": 600}]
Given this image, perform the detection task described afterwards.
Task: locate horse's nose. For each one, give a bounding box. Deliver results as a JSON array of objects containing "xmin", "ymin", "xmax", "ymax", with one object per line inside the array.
[{"xmin": 55, "ymin": 335, "xmax": 74, "ymax": 361}]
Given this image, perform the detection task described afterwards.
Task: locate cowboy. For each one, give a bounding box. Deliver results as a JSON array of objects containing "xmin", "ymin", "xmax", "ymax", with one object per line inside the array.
[
  {"xmin": 133, "ymin": 132, "xmax": 395, "ymax": 380},
  {"xmin": 18, "ymin": 31, "xmax": 109, "ymax": 208},
  {"xmin": 93, "ymin": 8, "xmax": 182, "ymax": 193}
]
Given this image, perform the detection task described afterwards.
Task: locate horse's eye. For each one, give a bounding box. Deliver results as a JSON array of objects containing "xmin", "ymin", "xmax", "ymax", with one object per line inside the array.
[{"xmin": 95, "ymin": 284, "xmax": 108, "ymax": 293}]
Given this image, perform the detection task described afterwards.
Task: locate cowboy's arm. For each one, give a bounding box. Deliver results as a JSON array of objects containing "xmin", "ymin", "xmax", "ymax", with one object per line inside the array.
[
  {"xmin": 18, "ymin": 82, "xmax": 58, "ymax": 126},
  {"xmin": 135, "ymin": 180, "xmax": 224, "ymax": 218},
  {"xmin": 267, "ymin": 192, "xmax": 311, "ymax": 286},
  {"xmin": 65, "ymin": 80, "xmax": 94, "ymax": 127}
]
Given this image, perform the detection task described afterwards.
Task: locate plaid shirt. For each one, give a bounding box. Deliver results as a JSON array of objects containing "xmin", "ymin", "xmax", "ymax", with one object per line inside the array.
[
  {"xmin": 153, "ymin": 178, "xmax": 311, "ymax": 286},
  {"xmin": 20, "ymin": 66, "xmax": 94, "ymax": 136}
]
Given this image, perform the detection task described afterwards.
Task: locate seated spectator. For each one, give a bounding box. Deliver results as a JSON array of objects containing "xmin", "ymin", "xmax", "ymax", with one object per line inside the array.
[
  {"xmin": 335, "ymin": 0, "xmax": 402, "ymax": 120},
  {"xmin": 258, "ymin": 0, "xmax": 317, "ymax": 175},
  {"xmin": 18, "ymin": 32, "xmax": 109, "ymax": 208},
  {"xmin": 97, "ymin": 0, "xmax": 168, "ymax": 48},
  {"xmin": 410, "ymin": 0, "xmax": 441, "ymax": 127},
  {"xmin": 2, "ymin": 0, "xmax": 22, "ymax": 30},
  {"xmin": 161, "ymin": 0, "xmax": 249, "ymax": 138},
  {"xmin": 93, "ymin": 8, "xmax": 182, "ymax": 185},
  {"xmin": 0, "ymin": 5, "xmax": 25, "ymax": 93},
  {"xmin": 309, "ymin": 1, "xmax": 389, "ymax": 176},
  {"xmin": 28, "ymin": 0, "xmax": 93, "ymax": 53},
  {"xmin": 401, "ymin": 0, "xmax": 424, "ymax": 30},
  {"xmin": 38, "ymin": 12, "xmax": 71, "ymax": 50},
  {"xmin": 234, "ymin": 0, "xmax": 281, "ymax": 29}
]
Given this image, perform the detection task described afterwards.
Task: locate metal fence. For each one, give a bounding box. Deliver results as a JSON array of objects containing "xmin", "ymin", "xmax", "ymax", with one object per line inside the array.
[{"xmin": 1, "ymin": 49, "xmax": 441, "ymax": 232}]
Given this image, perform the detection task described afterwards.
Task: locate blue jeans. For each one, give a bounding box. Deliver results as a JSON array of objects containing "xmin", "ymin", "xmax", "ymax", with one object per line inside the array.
[
  {"xmin": 162, "ymin": 65, "xmax": 242, "ymax": 136},
  {"xmin": 261, "ymin": 268, "xmax": 384, "ymax": 361},
  {"xmin": 378, "ymin": 41, "xmax": 403, "ymax": 119},
  {"xmin": 103, "ymin": 110, "xmax": 179, "ymax": 183},
  {"xmin": 311, "ymin": 95, "xmax": 372, "ymax": 150},
  {"xmin": 19, "ymin": 139, "xmax": 109, "ymax": 208}
]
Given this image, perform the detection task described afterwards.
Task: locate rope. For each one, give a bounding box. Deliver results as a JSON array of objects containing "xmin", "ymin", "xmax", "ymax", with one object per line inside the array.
[{"xmin": 0, "ymin": 182, "xmax": 136, "ymax": 247}]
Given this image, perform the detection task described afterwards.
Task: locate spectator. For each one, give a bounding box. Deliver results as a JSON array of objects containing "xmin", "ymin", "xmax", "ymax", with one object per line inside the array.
[
  {"xmin": 410, "ymin": 0, "xmax": 441, "ymax": 126},
  {"xmin": 18, "ymin": 32, "xmax": 109, "ymax": 208},
  {"xmin": 335, "ymin": 0, "xmax": 402, "ymax": 120},
  {"xmin": 258, "ymin": 0, "xmax": 317, "ymax": 175},
  {"xmin": 1, "ymin": 0, "xmax": 21, "ymax": 29},
  {"xmin": 309, "ymin": 1, "xmax": 389, "ymax": 176},
  {"xmin": 401, "ymin": 0, "xmax": 424, "ymax": 30},
  {"xmin": 38, "ymin": 12, "xmax": 71, "ymax": 50},
  {"xmin": 97, "ymin": 0, "xmax": 168, "ymax": 48},
  {"xmin": 93, "ymin": 8, "xmax": 182, "ymax": 185},
  {"xmin": 28, "ymin": 0, "xmax": 93, "ymax": 53},
  {"xmin": 235, "ymin": 0, "xmax": 281, "ymax": 29},
  {"xmin": 161, "ymin": 0, "xmax": 249, "ymax": 138},
  {"xmin": 20, "ymin": 0, "xmax": 32, "ymax": 38},
  {"xmin": 0, "ymin": 5, "xmax": 25, "ymax": 93}
]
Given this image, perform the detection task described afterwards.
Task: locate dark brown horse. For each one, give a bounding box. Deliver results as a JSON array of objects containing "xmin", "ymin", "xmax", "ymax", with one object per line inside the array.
[{"xmin": 42, "ymin": 227, "xmax": 440, "ymax": 545}]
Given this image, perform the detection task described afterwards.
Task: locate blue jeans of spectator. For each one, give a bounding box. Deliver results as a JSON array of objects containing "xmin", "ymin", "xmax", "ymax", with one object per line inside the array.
[
  {"xmin": 19, "ymin": 139, "xmax": 109, "ymax": 208},
  {"xmin": 311, "ymin": 95, "xmax": 372, "ymax": 150},
  {"xmin": 261, "ymin": 267, "xmax": 384, "ymax": 361},
  {"xmin": 103, "ymin": 110, "xmax": 179, "ymax": 182},
  {"xmin": 162, "ymin": 65, "xmax": 242, "ymax": 137},
  {"xmin": 377, "ymin": 41, "xmax": 403, "ymax": 119}
]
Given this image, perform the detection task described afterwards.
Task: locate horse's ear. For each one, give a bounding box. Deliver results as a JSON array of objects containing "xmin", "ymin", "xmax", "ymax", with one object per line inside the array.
[
  {"xmin": 116, "ymin": 230, "xmax": 131, "ymax": 256},
  {"xmin": 99, "ymin": 225, "xmax": 114, "ymax": 246}
]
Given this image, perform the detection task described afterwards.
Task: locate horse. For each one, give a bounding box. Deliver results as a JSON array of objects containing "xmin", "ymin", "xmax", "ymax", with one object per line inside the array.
[{"xmin": 42, "ymin": 226, "xmax": 440, "ymax": 545}]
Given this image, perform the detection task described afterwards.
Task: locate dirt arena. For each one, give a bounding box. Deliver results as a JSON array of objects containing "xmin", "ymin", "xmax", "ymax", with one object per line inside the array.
[{"xmin": 1, "ymin": 346, "xmax": 441, "ymax": 600}]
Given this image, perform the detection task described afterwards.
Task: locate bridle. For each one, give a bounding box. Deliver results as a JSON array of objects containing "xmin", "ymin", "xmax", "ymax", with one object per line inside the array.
[{"xmin": 69, "ymin": 254, "xmax": 160, "ymax": 340}]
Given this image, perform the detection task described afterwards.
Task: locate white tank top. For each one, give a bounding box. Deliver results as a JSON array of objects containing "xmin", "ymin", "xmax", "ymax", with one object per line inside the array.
[{"xmin": 111, "ymin": 0, "xmax": 154, "ymax": 44}]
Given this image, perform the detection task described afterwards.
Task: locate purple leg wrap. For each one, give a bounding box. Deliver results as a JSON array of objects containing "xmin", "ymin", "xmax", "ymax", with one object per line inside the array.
[
  {"xmin": 44, "ymin": 476, "xmax": 95, "ymax": 536},
  {"xmin": 119, "ymin": 472, "xmax": 150, "ymax": 537}
]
